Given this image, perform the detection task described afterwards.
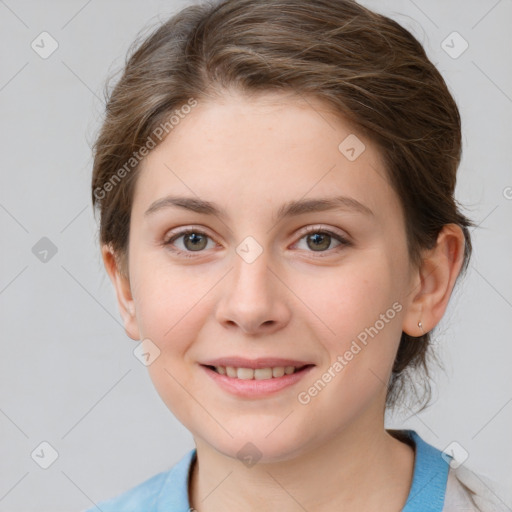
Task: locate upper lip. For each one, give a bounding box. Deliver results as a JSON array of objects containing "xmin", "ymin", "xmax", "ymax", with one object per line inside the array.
[{"xmin": 200, "ymin": 357, "xmax": 315, "ymax": 369}]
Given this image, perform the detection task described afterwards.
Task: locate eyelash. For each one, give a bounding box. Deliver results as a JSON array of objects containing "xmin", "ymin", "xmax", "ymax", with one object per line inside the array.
[{"xmin": 162, "ymin": 225, "xmax": 352, "ymax": 259}]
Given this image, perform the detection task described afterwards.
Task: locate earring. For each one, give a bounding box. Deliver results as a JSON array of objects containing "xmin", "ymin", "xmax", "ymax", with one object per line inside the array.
[{"xmin": 418, "ymin": 321, "xmax": 424, "ymax": 335}]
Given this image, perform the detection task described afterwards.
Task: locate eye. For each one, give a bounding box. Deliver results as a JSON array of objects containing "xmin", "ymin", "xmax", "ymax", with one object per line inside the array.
[
  {"xmin": 163, "ymin": 228, "xmax": 217, "ymax": 257},
  {"xmin": 293, "ymin": 226, "xmax": 351, "ymax": 256},
  {"xmin": 163, "ymin": 225, "xmax": 351, "ymax": 258}
]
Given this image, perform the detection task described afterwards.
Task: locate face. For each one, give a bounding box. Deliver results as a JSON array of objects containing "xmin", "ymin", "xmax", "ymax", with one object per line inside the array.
[{"xmin": 111, "ymin": 89, "xmax": 421, "ymax": 462}]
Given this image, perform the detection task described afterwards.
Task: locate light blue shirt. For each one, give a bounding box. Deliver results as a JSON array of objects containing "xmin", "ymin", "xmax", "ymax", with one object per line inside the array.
[{"xmin": 84, "ymin": 429, "xmax": 452, "ymax": 511}]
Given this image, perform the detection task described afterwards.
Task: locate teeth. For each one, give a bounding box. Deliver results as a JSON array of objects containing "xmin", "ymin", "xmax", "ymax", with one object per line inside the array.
[
  {"xmin": 213, "ymin": 365, "xmax": 302, "ymax": 380},
  {"xmin": 254, "ymin": 368, "xmax": 273, "ymax": 380},
  {"xmin": 226, "ymin": 366, "xmax": 237, "ymax": 378},
  {"xmin": 237, "ymin": 367, "xmax": 254, "ymax": 380},
  {"xmin": 272, "ymin": 366, "xmax": 285, "ymax": 377}
]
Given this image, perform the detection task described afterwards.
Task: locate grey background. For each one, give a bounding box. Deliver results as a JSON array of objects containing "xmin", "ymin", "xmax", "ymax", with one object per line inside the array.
[{"xmin": 0, "ymin": 1, "xmax": 511, "ymax": 511}]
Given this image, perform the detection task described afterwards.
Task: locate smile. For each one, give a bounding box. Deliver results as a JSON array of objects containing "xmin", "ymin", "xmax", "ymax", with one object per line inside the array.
[
  {"xmin": 200, "ymin": 363, "xmax": 315, "ymax": 398},
  {"xmin": 207, "ymin": 365, "xmax": 308, "ymax": 380}
]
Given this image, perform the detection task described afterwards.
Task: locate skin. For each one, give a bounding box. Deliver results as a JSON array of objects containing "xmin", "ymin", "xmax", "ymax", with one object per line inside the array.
[{"xmin": 102, "ymin": 88, "xmax": 465, "ymax": 511}]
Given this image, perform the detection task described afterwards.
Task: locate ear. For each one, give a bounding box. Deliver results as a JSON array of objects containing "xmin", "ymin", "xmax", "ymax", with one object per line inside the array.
[
  {"xmin": 402, "ymin": 224, "xmax": 466, "ymax": 337},
  {"xmin": 101, "ymin": 244, "xmax": 140, "ymax": 341}
]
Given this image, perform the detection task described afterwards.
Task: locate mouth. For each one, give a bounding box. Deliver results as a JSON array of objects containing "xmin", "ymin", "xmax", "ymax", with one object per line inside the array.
[
  {"xmin": 202, "ymin": 364, "xmax": 314, "ymax": 380},
  {"xmin": 199, "ymin": 360, "xmax": 315, "ymax": 398}
]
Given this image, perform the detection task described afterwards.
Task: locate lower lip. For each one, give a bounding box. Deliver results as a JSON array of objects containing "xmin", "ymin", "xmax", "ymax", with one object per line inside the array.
[{"xmin": 201, "ymin": 365, "xmax": 315, "ymax": 398}]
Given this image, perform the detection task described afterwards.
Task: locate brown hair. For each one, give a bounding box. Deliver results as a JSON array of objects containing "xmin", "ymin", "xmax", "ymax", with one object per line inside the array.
[{"xmin": 91, "ymin": 0, "xmax": 475, "ymax": 412}]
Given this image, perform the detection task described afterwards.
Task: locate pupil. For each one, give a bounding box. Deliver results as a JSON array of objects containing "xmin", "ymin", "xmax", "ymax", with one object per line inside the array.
[
  {"xmin": 186, "ymin": 233, "xmax": 206, "ymax": 251},
  {"xmin": 308, "ymin": 233, "xmax": 329, "ymax": 251}
]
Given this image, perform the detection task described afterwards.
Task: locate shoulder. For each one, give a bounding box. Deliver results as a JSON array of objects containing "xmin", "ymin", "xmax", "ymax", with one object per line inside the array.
[
  {"xmin": 81, "ymin": 449, "xmax": 196, "ymax": 512},
  {"xmin": 81, "ymin": 469, "xmax": 169, "ymax": 512},
  {"xmin": 443, "ymin": 464, "xmax": 512, "ymax": 512}
]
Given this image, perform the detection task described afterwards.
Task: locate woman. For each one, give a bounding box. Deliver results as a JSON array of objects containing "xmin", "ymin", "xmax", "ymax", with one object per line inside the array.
[{"xmin": 85, "ymin": 0, "xmax": 511, "ymax": 510}]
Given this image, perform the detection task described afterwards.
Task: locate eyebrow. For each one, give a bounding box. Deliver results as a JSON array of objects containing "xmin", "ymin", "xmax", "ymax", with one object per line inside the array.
[{"xmin": 144, "ymin": 194, "xmax": 374, "ymax": 221}]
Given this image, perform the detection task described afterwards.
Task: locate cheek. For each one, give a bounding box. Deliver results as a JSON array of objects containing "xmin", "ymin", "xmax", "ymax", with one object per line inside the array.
[
  {"xmin": 298, "ymin": 282, "xmax": 402, "ymax": 424},
  {"xmin": 132, "ymin": 266, "xmax": 209, "ymax": 428},
  {"xmin": 301, "ymin": 255, "xmax": 403, "ymax": 381},
  {"xmin": 131, "ymin": 265, "xmax": 209, "ymax": 367},
  {"xmin": 301, "ymin": 256, "xmax": 396, "ymax": 337}
]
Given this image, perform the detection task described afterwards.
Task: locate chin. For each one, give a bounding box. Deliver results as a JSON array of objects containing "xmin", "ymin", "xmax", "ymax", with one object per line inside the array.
[{"xmin": 200, "ymin": 429, "xmax": 311, "ymax": 466}]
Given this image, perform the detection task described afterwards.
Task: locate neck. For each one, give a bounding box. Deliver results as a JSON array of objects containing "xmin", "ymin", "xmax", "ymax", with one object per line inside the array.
[{"xmin": 188, "ymin": 417, "xmax": 415, "ymax": 511}]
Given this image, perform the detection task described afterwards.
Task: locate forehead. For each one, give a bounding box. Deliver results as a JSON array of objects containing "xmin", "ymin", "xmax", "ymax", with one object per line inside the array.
[{"xmin": 132, "ymin": 90, "xmax": 400, "ymax": 225}]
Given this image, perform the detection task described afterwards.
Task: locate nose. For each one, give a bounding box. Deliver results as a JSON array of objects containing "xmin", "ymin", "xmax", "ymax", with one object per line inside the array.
[{"xmin": 215, "ymin": 247, "xmax": 291, "ymax": 336}]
